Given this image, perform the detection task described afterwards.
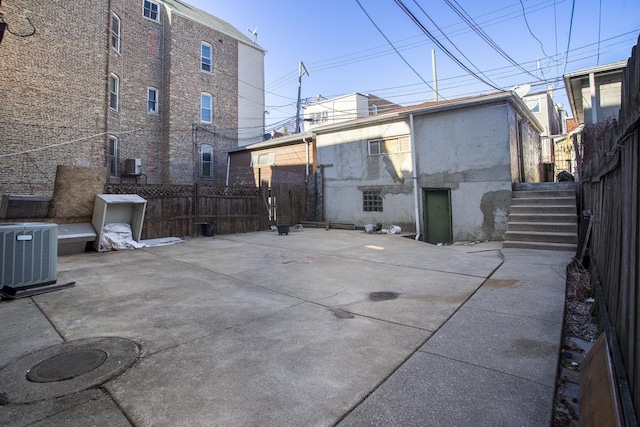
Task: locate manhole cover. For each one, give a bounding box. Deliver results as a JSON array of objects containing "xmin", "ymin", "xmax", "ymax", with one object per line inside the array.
[
  {"xmin": 0, "ymin": 337, "xmax": 139, "ymax": 404},
  {"xmin": 369, "ymin": 291, "xmax": 400, "ymax": 301},
  {"xmin": 27, "ymin": 349, "xmax": 108, "ymax": 383}
]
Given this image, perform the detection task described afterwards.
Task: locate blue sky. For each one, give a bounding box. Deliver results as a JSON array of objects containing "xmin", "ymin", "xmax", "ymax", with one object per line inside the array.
[{"xmin": 187, "ymin": 0, "xmax": 639, "ymax": 129}]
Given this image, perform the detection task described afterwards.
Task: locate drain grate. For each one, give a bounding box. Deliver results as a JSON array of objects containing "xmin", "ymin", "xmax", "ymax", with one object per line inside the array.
[
  {"xmin": 369, "ymin": 291, "xmax": 400, "ymax": 301},
  {"xmin": 27, "ymin": 349, "xmax": 108, "ymax": 383}
]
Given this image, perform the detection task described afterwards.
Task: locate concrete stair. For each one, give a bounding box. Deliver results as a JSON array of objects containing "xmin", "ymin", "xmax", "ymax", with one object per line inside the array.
[{"xmin": 504, "ymin": 182, "xmax": 578, "ymax": 251}]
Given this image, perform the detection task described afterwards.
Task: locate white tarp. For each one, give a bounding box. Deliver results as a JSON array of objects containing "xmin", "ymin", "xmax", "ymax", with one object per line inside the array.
[{"xmin": 100, "ymin": 223, "xmax": 145, "ymax": 251}]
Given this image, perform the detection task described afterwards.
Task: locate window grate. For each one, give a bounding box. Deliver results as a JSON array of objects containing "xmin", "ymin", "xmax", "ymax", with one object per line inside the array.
[{"xmin": 363, "ymin": 189, "xmax": 383, "ymax": 212}]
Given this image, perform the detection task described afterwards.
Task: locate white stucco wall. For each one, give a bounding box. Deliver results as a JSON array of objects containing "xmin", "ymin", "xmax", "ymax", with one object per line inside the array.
[
  {"xmin": 317, "ymin": 100, "xmax": 532, "ymax": 242},
  {"xmin": 317, "ymin": 120, "xmax": 416, "ymax": 230},
  {"xmin": 238, "ymin": 43, "xmax": 265, "ymax": 147},
  {"xmin": 414, "ymin": 103, "xmax": 514, "ymax": 241}
]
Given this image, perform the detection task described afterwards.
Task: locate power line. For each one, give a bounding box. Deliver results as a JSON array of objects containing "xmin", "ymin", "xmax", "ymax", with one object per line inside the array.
[
  {"xmin": 354, "ymin": 0, "xmax": 437, "ymax": 95},
  {"xmin": 563, "ymin": 0, "xmax": 576, "ymax": 74},
  {"xmin": 519, "ymin": 0, "xmax": 554, "ymax": 61},
  {"xmin": 443, "ymin": 0, "xmax": 545, "ymax": 82},
  {"xmin": 394, "ymin": 0, "xmax": 504, "ymax": 91}
]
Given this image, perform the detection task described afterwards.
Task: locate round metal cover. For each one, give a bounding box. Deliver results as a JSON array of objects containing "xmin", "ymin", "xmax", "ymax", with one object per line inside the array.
[{"xmin": 27, "ymin": 349, "xmax": 108, "ymax": 383}]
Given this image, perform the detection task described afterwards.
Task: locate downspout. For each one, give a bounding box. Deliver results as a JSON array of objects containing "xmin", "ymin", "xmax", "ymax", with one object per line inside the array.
[
  {"xmin": 225, "ymin": 153, "xmax": 230, "ymax": 187},
  {"xmin": 410, "ymin": 113, "xmax": 421, "ymax": 241},
  {"xmin": 304, "ymin": 137, "xmax": 309, "ymax": 178}
]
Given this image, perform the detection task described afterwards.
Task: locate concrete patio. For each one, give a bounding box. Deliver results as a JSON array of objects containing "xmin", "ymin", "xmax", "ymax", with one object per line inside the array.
[{"xmin": 0, "ymin": 229, "xmax": 571, "ymax": 426}]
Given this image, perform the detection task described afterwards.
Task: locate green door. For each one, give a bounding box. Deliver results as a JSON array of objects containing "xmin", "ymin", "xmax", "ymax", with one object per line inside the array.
[{"xmin": 423, "ymin": 189, "xmax": 452, "ymax": 244}]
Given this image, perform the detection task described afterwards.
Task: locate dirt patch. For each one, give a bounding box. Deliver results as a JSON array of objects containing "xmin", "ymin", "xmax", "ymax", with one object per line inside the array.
[{"xmin": 553, "ymin": 259, "xmax": 599, "ymax": 426}]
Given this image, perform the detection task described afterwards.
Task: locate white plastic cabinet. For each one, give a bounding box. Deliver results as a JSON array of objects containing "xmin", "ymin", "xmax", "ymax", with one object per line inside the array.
[{"xmin": 91, "ymin": 194, "xmax": 147, "ymax": 252}]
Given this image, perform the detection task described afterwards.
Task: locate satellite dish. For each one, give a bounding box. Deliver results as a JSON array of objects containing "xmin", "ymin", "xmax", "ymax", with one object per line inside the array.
[{"xmin": 511, "ymin": 84, "xmax": 531, "ymax": 98}]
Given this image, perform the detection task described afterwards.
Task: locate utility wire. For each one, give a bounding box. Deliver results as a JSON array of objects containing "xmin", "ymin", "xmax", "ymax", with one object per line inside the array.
[
  {"xmin": 354, "ymin": 0, "xmax": 438, "ymax": 95},
  {"xmin": 563, "ymin": 0, "xmax": 576, "ymax": 74},
  {"xmin": 519, "ymin": 0, "xmax": 554, "ymax": 61},
  {"xmin": 394, "ymin": 0, "xmax": 504, "ymax": 91},
  {"xmin": 410, "ymin": 0, "xmax": 501, "ymax": 89},
  {"xmin": 443, "ymin": 0, "xmax": 545, "ymax": 82}
]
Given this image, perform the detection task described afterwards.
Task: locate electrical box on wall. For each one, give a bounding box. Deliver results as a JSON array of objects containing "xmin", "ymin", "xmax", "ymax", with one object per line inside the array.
[{"xmin": 124, "ymin": 158, "xmax": 142, "ymax": 176}]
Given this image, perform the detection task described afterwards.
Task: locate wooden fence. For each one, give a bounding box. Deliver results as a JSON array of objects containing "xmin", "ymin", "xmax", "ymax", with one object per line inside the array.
[
  {"xmin": 104, "ymin": 184, "xmax": 270, "ymax": 239},
  {"xmin": 579, "ymin": 36, "xmax": 640, "ymax": 421}
]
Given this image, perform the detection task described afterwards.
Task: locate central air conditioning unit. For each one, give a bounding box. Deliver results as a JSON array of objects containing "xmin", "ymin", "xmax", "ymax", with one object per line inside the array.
[{"xmin": 0, "ymin": 223, "xmax": 74, "ymax": 299}]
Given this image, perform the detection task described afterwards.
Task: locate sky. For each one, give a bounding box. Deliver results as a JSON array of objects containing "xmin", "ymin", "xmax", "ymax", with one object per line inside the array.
[{"xmin": 186, "ymin": 0, "xmax": 639, "ymax": 130}]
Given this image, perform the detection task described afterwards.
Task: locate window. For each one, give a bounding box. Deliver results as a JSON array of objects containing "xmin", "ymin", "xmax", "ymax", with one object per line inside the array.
[
  {"xmin": 368, "ymin": 136, "xmax": 410, "ymax": 156},
  {"xmin": 201, "ymin": 144, "xmax": 214, "ymax": 178},
  {"xmin": 310, "ymin": 111, "xmax": 328, "ymax": 125},
  {"xmin": 147, "ymin": 87, "xmax": 158, "ymax": 114},
  {"xmin": 111, "ymin": 13, "xmax": 120, "ymax": 52},
  {"xmin": 143, "ymin": 0, "xmax": 159, "ymax": 22},
  {"xmin": 363, "ymin": 189, "xmax": 383, "ymax": 212},
  {"xmin": 107, "ymin": 136, "xmax": 118, "ymax": 178},
  {"xmin": 525, "ymin": 97, "xmax": 540, "ymax": 113},
  {"xmin": 251, "ymin": 152, "xmax": 275, "ymax": 166},
  {"xmin": 201, "ymin": 42, "xmax": 212, "ymax": 73},
  {"xmin": 201, "ymin": 93, "xmax": 212, "ymax": 123},
  {"xmin": 109, "ymin": 74, "xmax": 119, "ymax": 111},
  {"xmin": 372, "ymin": 104, "xmax": 378, "ymax": 115}
]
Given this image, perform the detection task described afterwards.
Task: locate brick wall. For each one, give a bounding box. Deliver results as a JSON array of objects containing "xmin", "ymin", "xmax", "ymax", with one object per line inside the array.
[
  {"xmin": 0, "ymin": 0, "xmax": 244, "ymax": 195},
  {"xmin": 164, "ymin": 12, "xmax": 239, "ymax": 185},
  {"xmin": 0, "ymin": 0, "xmax": 109, "ymax": 195}
]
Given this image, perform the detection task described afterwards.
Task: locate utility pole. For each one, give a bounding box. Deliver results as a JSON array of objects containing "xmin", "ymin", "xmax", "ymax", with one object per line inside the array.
[
  {"xmin": 431, "ymin": 49, "xmax": 439, "ymax": 101},
  {"xmin": 295, "ymin": 61, "xmax": 309, "ymax": 133}
]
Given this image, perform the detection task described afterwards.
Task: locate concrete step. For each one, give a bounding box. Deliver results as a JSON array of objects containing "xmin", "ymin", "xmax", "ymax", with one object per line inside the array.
[
  {"xmin": 512, "ymin": 190, "xmax": 576, "ymax": 199},
  {"xmin": 513, "ymin": 182, "xmax": 576, "ymax": 191},
  {"xmin": 503, "ymin": 240, "xmax": 577, "ymax": 251},
  {"xmin": 504, "ymin": 230, "xmax": 578, "ymax": 244},
  {"xmin": 508, "ymin": 213, "xmax": 577, "ymax": 223},
  {"xmin": 511, "ymin": 196, "xmax": 576, "ymax": 206},
  {"xmin": 507, "ymin": 221, "xmax": 578, "ymax": 233},
  {"xmin": 510, "ymin": 204, "xmax": 577, "ymax": 215}
]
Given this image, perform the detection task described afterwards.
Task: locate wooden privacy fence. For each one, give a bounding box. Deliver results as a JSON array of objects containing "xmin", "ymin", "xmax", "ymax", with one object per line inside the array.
[
  {"xmin": 579, "ymin": 36, "xmax": 640, "ymax": 422},
  {"xmin": 104, "ymin": 184, "xmax": 270, "ymax": 239}
]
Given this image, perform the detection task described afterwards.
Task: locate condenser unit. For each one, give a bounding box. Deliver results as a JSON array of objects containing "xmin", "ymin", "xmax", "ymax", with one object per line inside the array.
[{"xmin": 0, "ymin": 223, "xmax": 74, "ymax": 299}]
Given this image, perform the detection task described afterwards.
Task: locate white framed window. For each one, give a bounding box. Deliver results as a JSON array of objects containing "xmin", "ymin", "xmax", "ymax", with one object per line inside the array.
[
  {"xmin": 201, "ymin": 144, "xmax": 214, "ymax": 178},
  {"xmin": 201, "ymin": 42, "xmax": 212, "ymax": 73},
  {"xmin": 147, "ymin": 87, "xmax": 159, "ymax": 114},
  {"xmin": 143, "ymin": 0, "xmax": 160, "ymax": 22},
  {"xmin": 200, "ymin": 93, "xmax": 212, "ymax": 123},
  {"xmin": 250, "ymin": 152, "xmax": 275, "ymax": 166},
  {"xmin": 111, "ymin": 13, "xmax": 121, "ymax": 52},
  {"xmin": 368, "ymin": 136, "xmax": 410, "ymax": 156},
  {"xmin": 107, "ymin": 136, "xmax": 118, "ymax": 178},
  {"xmin": 109, "ymin": 74, "xmax": 119, "ymax": 112}
]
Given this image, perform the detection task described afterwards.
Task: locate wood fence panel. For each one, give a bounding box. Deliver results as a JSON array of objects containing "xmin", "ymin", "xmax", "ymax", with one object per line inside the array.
[
  {"xmin": 579, "ymin": 36, "xmax": 640, "ymax": 421},
  {"xmin": 104, "ymin": 184, "xmax": 269, "ymax": 239}
]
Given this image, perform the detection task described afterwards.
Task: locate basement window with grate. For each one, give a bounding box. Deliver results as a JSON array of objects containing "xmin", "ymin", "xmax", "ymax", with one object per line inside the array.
[{"xmin": 363, "ymin": 189, "xmax": 383, "ymax": 212}]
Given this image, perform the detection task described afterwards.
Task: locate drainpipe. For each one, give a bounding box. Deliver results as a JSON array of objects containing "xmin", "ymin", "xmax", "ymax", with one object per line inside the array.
[
  {"xmin": 410, "ymin": 114, "xmax": 421, "ymax": 240},
  {"xmin": 304, "ymin": 137, "xmax": 309, "ymax": 178},
  {"xmin": 225, "ymin": 154, "xmax": 230, "ymax": 187}
]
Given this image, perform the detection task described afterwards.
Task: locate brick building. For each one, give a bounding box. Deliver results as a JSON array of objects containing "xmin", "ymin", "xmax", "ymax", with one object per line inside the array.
[{"xmin": 0, "ymin": 0, "xmax": 265, "ymax": 195}]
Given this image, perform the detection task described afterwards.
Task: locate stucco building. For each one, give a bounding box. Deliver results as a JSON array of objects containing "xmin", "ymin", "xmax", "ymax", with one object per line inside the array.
[
  {"xmin": 313, "ymin": 92, "xmax": 543, "ymax": 243},
  {"xmin": 0, "ymin": 0, "xmax": 264, "ymax": 195}
]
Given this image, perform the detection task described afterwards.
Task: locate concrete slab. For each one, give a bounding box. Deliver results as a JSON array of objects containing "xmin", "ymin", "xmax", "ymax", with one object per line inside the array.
[
  {"xmin": 338, "ymin": 352, "xmax": 553, "ymax": 427},
  {"xmin": 36, "ymin": 268, "xmax": 300, "ymax": 355},
  {"xmin": 106, "ymin": 303, "xmax": 428, "ymax": 426},
  {"xmin": 0, "ymin": 390, "xmax": 130, "ymax": 427},
  {"xmin": 420, "ymin": 306, "xmax": 562, "ymax": 387},
  {"xmin": 0, "ymin": 299, "xmax": 62, "ymax": 368},
  {"xmin": 465, "ymin": 263, "xmax": 566, "ymax": 321}
]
